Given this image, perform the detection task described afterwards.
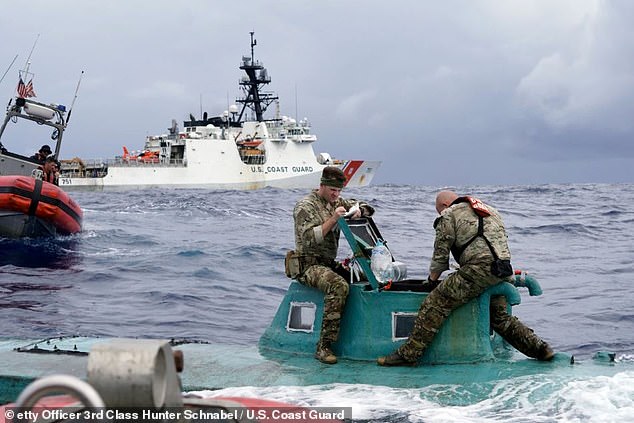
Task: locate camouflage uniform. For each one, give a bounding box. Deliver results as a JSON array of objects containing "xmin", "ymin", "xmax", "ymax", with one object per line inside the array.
[
  {"xmin": 293, "ymin": 190, "xmax": 374, "ymax": 346},
  {"xmin": 397, "ymin": 199, "xmax": 551, "ymax": 362}
]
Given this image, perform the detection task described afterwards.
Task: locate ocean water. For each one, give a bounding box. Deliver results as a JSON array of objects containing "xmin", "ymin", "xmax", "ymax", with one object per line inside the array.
[{"xmin": 1, "ymin": 183, "xmax": 634, "ymax": 422}]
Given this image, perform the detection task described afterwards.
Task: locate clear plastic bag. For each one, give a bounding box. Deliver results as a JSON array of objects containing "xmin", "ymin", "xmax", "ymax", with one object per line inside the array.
[{"xmin": 370, "ymin": 241, "xmax": 393, "ymax": 283}]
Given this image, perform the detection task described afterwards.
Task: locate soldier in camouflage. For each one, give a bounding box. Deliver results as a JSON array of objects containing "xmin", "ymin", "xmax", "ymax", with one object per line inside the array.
[
  {"xmin": 292, "ymin": 166, "xmax": 374, "ymax": 364},
  {"xmin": 378, "ymin": 190, "xmax": 554, "ymax": 366}
]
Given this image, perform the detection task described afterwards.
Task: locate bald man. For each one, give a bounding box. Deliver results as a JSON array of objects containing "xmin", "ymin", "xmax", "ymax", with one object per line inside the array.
[{"xmin": 378, "ymin": 190, "xmax": 553, "ymax": 366}]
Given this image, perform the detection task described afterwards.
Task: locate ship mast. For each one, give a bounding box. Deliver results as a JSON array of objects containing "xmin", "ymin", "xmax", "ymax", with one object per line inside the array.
[{"xmin": 236, "ymin": 32, "xmax": 278, "ymax": 123}]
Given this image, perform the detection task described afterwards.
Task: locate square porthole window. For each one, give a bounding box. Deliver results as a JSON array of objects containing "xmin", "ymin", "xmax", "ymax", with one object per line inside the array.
[
  {"xmin": 286, "ymin": 302, "xmax": 316, "ymax": 333},
  {"xmin": 393, "ymin": 312, "xmax": 417, "ymax": 340}
]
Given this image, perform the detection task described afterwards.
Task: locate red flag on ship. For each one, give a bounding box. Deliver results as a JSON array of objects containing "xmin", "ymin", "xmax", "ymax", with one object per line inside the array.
[{"xmin": 16, "ymin": 78, "xmax": 36, "ymax": 98}]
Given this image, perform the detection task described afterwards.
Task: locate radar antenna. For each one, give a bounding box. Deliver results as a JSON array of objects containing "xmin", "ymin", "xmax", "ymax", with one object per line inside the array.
[{"xmin": 235, "ymin": 32, "xmax": 279, "ymax": 123}]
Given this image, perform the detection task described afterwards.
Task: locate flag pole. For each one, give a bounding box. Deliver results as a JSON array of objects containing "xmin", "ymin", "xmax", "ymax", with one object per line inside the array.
[
  {"xmin": 0, "ymin": 54, "xmax": 18, "ymax": 86},
  {"xmin": 66, "ymin": 70, "xmax": 84, "ymax": 125},
  {"xmin": 21, "ymin": 34, "xmax": 40, "ymax": 78}
]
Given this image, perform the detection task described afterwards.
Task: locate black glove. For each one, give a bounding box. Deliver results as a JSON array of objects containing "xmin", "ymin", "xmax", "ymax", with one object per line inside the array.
[{"xmin": 421, "ymin": 276, "xmax": 440, "ymax": 292}]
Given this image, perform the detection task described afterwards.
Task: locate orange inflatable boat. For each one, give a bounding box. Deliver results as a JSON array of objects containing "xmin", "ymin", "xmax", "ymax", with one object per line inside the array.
[{"xmin": 0, "ymin": 175, "xmax": 82, "ymax": 238}]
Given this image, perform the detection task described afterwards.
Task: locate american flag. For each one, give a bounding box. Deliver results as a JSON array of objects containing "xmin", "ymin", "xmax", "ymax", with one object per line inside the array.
[{"xmin": 16, "ymin": 78, "xmax": 36, "ymax": 98}]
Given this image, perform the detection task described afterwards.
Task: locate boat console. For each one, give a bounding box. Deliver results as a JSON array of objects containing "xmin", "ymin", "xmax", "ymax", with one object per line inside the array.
[{"xmin": 0, "ymin": 97, "xmax": 68, "ymax": 178}]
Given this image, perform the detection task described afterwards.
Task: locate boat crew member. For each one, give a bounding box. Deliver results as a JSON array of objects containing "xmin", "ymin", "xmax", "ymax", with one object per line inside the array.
[
  {"xmin": 30, "ymin": 144, "xmax": 52, "ymax": 164},
  {"xmin": 378, "ymin": 190, "xmax": 554, "ymax": 366},
  {"xmin": 289, "ymin": 166, "xmax": 374, "ymax": 364},
  {"xmin": 39, "ymin": 154, "xmax": 60, "ymax": 186}
]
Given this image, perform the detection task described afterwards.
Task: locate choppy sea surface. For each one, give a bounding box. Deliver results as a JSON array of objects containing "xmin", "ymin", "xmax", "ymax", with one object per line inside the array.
[{"xmin": 1, "ymin": 183, "xmax": 634, "ymax": 422}]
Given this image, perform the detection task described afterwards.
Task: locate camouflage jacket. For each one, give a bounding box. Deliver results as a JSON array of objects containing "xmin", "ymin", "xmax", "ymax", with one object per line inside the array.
[
  {"xmin": 429, "ymin": 200, "xmax": 511, "ymax": 274},
  {"xmin": 293, "ymin": 190, "xmax": 374, "ymax": 262}
]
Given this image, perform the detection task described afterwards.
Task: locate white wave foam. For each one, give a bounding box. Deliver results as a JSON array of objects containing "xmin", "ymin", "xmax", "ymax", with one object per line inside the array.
[{"xmin": 189, "ymin": 371, "xmax": 634, "ymax": 422}]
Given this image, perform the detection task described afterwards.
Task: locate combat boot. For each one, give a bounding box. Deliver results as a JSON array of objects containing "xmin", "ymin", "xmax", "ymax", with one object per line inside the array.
[
  {"xmin": 377, "ymin": 351, "xmax": 416, "ymax": 367},
  {"xmin": 315, "ymin": 341, "xmax": 337, "ymax": 364}
]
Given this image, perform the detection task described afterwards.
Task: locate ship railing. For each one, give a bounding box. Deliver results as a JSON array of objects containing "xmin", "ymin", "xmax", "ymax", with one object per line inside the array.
[
  {"xmin": 60, "ymin": 157, "xmax": 186, "ymax": 176},
  {"xmin": 120, "ymin": 158, "xmax": 185, "ymax": 167},
  {"xmin": 78, "ymin": 157, "xmax": 187, "ymax": 167}
]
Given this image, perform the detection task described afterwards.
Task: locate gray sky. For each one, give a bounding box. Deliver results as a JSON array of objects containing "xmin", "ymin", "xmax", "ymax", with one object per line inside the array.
[{"xmin": 1, "ymin": 0, "xmax": 633, "ymax": 186}]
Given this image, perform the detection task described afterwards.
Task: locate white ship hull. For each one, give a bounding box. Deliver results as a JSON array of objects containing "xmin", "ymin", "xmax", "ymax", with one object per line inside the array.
[
  {"xmin": 60, "ymin": 138, "xmax": 380, "ymax": 190},
  {"xmin": 60, "ymin": 162, "xmax": 379, "ymax": 190}
]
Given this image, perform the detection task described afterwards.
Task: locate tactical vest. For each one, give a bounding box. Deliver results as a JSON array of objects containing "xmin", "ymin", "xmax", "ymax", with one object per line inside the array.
[{"xmin": 449, "ymin": 197, "xmax": 513, "ymax": 277}]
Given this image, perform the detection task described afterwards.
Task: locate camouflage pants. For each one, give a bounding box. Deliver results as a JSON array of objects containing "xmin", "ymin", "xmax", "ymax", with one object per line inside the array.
[
  {"xmin": 489, "ymin": 295, "xmax": 549, "ymax": 359},
  {"xmin": 298, "ymin": 264, "xmax": 350, "ymax": 345},
  {"xmin": 398, "ymin": 264, "xmax": 548, "ymax": 362}
]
